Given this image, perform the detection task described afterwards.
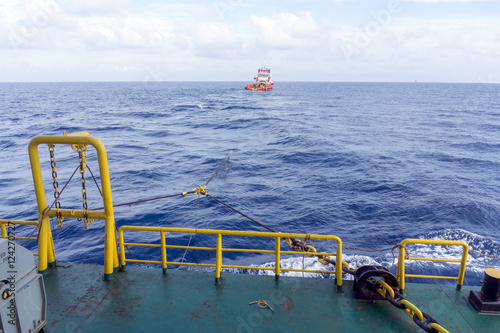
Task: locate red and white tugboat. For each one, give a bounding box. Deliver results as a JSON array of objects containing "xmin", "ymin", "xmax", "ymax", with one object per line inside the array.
[{"xmin": 245, "ymin": 66, "xmax": 273, "ymax": 91}]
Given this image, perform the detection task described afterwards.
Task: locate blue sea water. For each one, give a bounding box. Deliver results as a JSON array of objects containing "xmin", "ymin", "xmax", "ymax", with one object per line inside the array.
[{"xmin": 0, "ymin": 81, "xmax": 499, "ymax": 286}]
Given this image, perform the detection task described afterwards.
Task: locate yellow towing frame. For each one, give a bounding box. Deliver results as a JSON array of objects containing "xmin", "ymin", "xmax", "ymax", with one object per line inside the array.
[
  {"xmin": 397, "ymin": 239, "xmax": 469, "ymax": 292},
  {"xmin": 119, "ymin": 226, "xmax": 345, "ymax": 290},
  {"xmin": 28, "ymin": 132, "xmax": 119, "ymax": 280}
]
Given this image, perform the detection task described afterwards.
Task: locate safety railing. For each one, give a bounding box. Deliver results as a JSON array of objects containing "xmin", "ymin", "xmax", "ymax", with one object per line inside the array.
[
  {"xmin": 0, "ymin": 220, "xmax": 39, "ymax": 256},
  {"xmin": 397, "ymin": 239, "xmax": 469, "ymax": 292},
  {"xmin": 0, "ymin": 219, "xmax": 39, "ymax": 241},
  {"xmin": 118, "ymin": 226, "xmax": 344, "ymax": 290}
]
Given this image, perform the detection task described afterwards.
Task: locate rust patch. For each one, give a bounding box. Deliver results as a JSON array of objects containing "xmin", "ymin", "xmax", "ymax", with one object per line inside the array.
[
  {"xmin": 283, "ymin": 296, "xmax": 295, "ymax": 312},
  {"xmin": 63, "ymin": 305, "xmax": 78, "ymax": 315},
  {"xmin": 75, "ymin": 285, "xmax": 104, "ymax": 310},
  {"xmin": 113, "ymin": 296, "xmax": 144, "ymax": 320}
]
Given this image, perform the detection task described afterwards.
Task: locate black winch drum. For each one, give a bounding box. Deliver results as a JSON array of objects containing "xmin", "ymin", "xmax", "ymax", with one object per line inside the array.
[{"xmin": 481, "ymin": 268, "xmax": 500, "ymax": 301}]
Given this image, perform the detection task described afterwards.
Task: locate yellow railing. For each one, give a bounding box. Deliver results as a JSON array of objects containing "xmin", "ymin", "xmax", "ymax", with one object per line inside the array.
[
  {"xmin": 28, "ymin": 132, "xmax": 119, "ymax": 280},
  {"xmin": 118, "ymin": 226, "xmax": 344, "ymax": 290},
  {"xmin": 0, "ymin": 219, "xmax": 39, "ymax": 241},
  {"xmin": 397, "ymin": 239, "xmax": 469, "ymax": 292},
  {"xmin": 0, "ymin": 220, "xmax": 39, "ymax": 256}
]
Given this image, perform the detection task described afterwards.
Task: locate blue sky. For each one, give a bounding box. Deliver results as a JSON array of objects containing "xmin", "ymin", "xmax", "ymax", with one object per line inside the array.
[{"xmin": 0, "ymin": 0, "xmax": 498, "ymax": 82}]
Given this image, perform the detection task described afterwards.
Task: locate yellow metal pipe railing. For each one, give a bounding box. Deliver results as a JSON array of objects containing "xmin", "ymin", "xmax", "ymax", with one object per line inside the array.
[
  {"xmin": 28, "ymin": 132, "xmax": 119, "ymax": 280},
  {"xmin": 0, "ymin": 220, "xmax": 39, "ymax": 242},
  {"xmin": 397, "ymin": 239, "xmax": 469, "ymax": 292},
  {"xmin": 118, "ymin": 226, "xmax": 344, "ymax": 290}
]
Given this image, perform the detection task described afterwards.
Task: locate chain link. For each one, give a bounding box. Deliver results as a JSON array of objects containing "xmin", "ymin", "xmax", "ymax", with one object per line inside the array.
[
  {"xmin": 49, "ymin": 144, "xmax": 63, "ymax": 227},
  {"xmin": 78, "ymin": 145, "xmax": 93, "ymax": 229},
  {"xmin": 283, "ymin": 236, "xmax": 353, "ymax": 274},
  {"xmin": 373, "ymin": 280, "xmax": 450, "ymax": 333}
]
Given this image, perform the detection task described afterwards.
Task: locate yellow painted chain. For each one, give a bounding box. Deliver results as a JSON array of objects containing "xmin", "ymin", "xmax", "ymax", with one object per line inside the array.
[
  {"xmin": 374, "ymin": 280, "xmax": 450, "ymax": 333},
  {"xmin": 430, "ymin": 323, "xmax": 451, "ymax": 333},
  {"xmin": 318, "ymin": 255, "xmax": 332, "ymax": 265},
  {"xmin": 375, "ymin": 279, "xmax": 395, "ymax": 298},
  {"xmin": 77, "ymin": 145, "xmax": 93, "ymax": 229},
  {"xmin": 284, "ymin": 236, "xmax": 351, "ymax": 273},
  {"xmin": 48, "ymin": 144, "xmax": 64, "ymax": 227},
  {"xmin": 400, "ymin": 299, "xmax": 424, "ymax": 322}
]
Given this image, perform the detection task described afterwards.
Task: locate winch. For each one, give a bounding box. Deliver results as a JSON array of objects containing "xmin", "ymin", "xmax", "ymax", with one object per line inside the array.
[{"xmin": 0, "ymin": 239, "xmax": 46, "ymax": 333}]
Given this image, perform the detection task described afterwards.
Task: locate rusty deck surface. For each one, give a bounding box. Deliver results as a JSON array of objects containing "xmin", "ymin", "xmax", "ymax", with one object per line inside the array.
[{"xmin": 42, "ymin": 263, "xmax": 499, "ymax": 333}]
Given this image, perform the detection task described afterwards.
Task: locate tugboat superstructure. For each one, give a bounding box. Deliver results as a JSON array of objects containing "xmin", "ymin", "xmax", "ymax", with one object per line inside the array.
[{"xmin": 245, "ymin": 66, "xmax": 273, "ymax": 91}]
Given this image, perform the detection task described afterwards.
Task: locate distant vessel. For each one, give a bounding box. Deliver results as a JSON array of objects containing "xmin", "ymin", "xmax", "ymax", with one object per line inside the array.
[{"xmin": 245, "ymin": 66, "xmax": 273, "ymax": 91}]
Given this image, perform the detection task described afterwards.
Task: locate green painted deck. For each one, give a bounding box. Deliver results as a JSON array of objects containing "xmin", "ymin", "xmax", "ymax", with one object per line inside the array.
[{"xmin": 43, "ymin": 263, "xmax": 499, "ymax": 333}]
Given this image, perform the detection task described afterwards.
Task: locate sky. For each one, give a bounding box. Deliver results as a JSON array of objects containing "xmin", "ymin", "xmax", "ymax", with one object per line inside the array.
[{"xmin": 0, "ymin": 0, "xmax": 499, "ymax": 83}]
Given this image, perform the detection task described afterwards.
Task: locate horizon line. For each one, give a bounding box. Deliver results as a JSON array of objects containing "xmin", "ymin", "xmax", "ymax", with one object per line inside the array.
[{"xmin": 0, "ymin": 80, "xmax": 497, "ymax": 84}]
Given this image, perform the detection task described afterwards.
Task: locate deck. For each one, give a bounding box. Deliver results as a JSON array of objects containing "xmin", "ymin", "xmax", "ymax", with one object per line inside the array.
[{"xmin": 43, "ymin": 263, "xmax": 498, "ymax": 333}]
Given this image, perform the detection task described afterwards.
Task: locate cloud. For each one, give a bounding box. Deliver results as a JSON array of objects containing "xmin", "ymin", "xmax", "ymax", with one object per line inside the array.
[
  {"xmin": 65, "ymin": 0, "xmax": 130, "ymax": 17},
  {"xmin": 0, "ymin": 0, "xmax": 498, "ymax": 82},
  {"xmin": 190, "ymin": 23, "xmax": 243, "ymax": 58},
  {"xmin": 249, "ymin": 12, "xmax": 323, "ymax": 50},
  {"xmin": 78, "ymin": 15, "xmax": 174, "ymax": 50},
  {"xmin": 334, "ymin": 12, "xmax": 500, "ymax": 81}
]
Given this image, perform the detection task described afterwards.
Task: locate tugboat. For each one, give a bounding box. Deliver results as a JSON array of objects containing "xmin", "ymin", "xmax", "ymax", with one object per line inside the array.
[{"xmin": 245, "ymin": 66, "xmax": 273, "ymax": 91}]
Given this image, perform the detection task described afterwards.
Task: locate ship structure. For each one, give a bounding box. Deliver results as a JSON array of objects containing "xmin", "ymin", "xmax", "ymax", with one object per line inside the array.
[
  {"xmin": 245, "ymin": 66, "xmax": 273, "ymax": 91},
  {"xmin": 1, "ymin": 132, "xmax": 500, "ymax": 333}
]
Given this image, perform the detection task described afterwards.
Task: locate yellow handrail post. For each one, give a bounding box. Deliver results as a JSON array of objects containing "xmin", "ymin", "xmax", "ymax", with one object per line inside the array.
[
  {"xmin": 0, "ymin": 223, "xmax": 7, "ymax": 238},
  {"xmin": 29, "ymin": 140, "xmax": 56, "ymax": 274},
  {"xmin": 161, "ymin": 231, "xmax": 167, "ymax": 275},
  {"xmin": 1, "ymin": 223, "xmax": 6, "ymax": 238},
  {"xmin": 215, "ymin": 233, "xmax": 222, "ymax": 285},
  {"xmin": 37, "ymin": 215, "xmax": 49, "ymax": 273},
  {"xmin": 119, "ymin": 229, "xmax": 126, "ymax": 270},
  {"xmin": 398, "ymin": 243, "xmax": 407, "ymax": 292},
  {"xmin": 275, "ymin": 236, "xmax": 281, "ymax": 280},
  {"xmin": 48, "ymin": 228, "xmax": 56, "ymax": 264},
  {"xmin": 336, "ymin": 239, "xmax": 343, "ymax": 291},
  {"xmin": 457, "ymin": 243, "xmax": 469, "ymax": 291},
  {"xmin": 95, "ymin": 136, "xmax": 118, "ymax": 280}
]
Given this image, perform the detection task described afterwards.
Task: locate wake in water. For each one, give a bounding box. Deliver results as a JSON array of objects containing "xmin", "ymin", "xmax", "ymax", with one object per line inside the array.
[{"xmin": 220, "ymin": 228, "xmax": 499, "ymax": 286}]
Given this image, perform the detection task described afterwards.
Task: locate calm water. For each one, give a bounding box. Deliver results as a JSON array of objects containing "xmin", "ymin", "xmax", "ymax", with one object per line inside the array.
[{"xmin": 0, "ymin": 81, "xmax": 499, "ymax": 285}]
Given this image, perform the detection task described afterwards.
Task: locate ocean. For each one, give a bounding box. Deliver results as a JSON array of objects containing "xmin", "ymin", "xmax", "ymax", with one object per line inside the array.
[{"xmin": 0, "ymin": 81, "xmax": 499, "ymax": 286}]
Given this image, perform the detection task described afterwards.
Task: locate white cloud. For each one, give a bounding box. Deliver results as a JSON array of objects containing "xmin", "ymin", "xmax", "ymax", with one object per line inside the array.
[
  {"xmin": 65, "ymin": 0, "xmax": 129, "ymax": 17},
  {"xmin": 333, "ymin": 13, "xmax": 500, "ymax": 81},
  {"xmin": 78, "ymin": 14, "xmax": 174, "ymax": 50},
  {"xmin": 249, "ymin": 12, "xmax": 323, "ymax": 49},
  {"xmin": 0, "ymin": 0, "xmax": 498, "ymax": 82},
  {"xmin": 190, "ymin": 23, "xmax": 243, "ymax": 58}
]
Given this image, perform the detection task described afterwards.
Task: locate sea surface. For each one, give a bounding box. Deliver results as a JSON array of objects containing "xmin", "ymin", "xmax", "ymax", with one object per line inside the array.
[{"xmin": 0, "ymin": 81, "xmax": 499, "ymax": 286}]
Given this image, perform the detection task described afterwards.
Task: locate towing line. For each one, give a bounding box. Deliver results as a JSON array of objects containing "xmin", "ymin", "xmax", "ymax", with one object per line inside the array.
[{"xmin": 25, "ymin": 148, "xmax": 453, "ymax": 333}]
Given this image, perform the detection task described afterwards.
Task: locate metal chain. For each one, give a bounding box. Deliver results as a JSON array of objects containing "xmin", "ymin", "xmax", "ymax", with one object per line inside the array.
[
  {"xmin": 78, "ymin": 145, "xmax": 92, "ymax": 229},
  {"xmin": 371, "ymin": 279, "xmax": 450, "ymax": 333},
  {"xmin": 48, "ymin": 144, "xmax": 63, "ymax": 227},
  {"xmin": 283, "ymin": 236, "xmax": 354, "ymax": 275}
]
